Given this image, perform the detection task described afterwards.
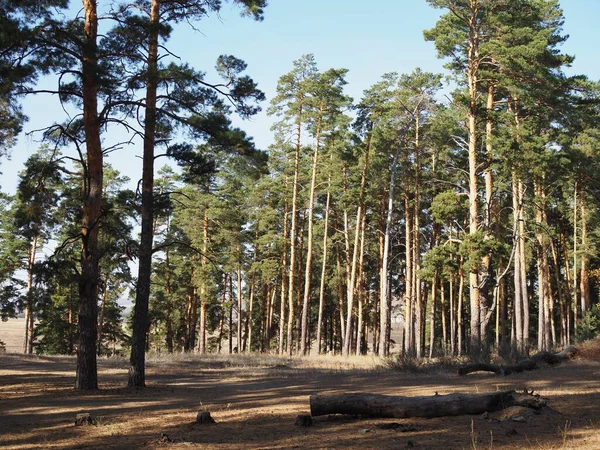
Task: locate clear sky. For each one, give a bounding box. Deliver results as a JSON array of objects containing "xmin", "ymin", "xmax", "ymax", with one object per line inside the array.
[{"xmin": 2, "ymin": 0, "xmax": 599, "ymax": 194}]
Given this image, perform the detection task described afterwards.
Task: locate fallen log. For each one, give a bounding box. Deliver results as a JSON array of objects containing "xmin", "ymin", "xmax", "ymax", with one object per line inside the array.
[
  {"xmin": 310, "ymin": 390, "xmax": 546, "ymax": 418},
  {"xmin": 458, "ymin": 345, "xmax": 578, "ymax": 376}
]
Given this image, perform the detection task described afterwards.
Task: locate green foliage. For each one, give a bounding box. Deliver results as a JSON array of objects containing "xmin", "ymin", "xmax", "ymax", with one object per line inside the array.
[
  {"xmin": 577, "ymin": 304, "xmax": 600, "ymax": 342},
  {"xmin": 459, "ymin": 231, "xmax": 509, "ymax": 272}
]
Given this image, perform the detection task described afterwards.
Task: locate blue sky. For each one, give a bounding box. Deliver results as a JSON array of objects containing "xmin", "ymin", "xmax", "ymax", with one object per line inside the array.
[{"xmin": 2, "ymin": 0, "xmax": 599, "ymax": 194}]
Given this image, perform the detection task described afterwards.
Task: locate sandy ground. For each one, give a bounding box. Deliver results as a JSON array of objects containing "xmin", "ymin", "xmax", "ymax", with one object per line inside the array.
[{"xmin": 1, "ymin": 323, "xmax": 600, "ymax": 449}]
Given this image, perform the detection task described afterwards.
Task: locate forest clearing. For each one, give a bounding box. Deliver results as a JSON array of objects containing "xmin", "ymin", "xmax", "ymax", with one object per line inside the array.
[{"xmin": 1, "ymin": 321, "xmax": 600, "ymax": 450}]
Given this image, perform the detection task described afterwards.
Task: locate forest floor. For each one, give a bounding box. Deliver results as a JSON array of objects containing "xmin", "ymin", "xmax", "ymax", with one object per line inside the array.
[{"xmin": 1, "ymin": 326, "xmax": 600, "ymax": 449}]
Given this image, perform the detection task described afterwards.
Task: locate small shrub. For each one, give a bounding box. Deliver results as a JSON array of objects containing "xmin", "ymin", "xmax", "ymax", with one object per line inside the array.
[{"xmin": 577, "ymin": 304, "xmax": 600, "ymax": 342}]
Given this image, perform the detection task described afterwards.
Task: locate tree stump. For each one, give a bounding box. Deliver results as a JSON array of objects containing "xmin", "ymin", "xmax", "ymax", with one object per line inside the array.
[
  {"xmin": 196, "ymin": 410, "xmax": 216, "ymax": 424},
  {"xmin": 294, "ymin": 414, "xmax": 313, "ymax": 427},
  {"xmin": 75, "ymin": 413, "xmax": 93, "ymax": 426}
]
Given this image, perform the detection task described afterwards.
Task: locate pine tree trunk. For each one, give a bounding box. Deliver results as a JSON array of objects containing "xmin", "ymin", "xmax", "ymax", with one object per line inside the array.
[
  {"xmin": 428, "ymin": 273, "xmax": 438, "ymax": 358},
  {"xmin": 580, "ymin": 188, "xmax": 590, "ymax": 316},
  {"xmin": 300, "ymin": 114, "xmax": 322, "ymax": 355},
  {"xmin": 286, "ymin": 96, "xmax": 304, "ymax": 356},
  {"xmin": 379, "ymin": 149, "xmax": 401, "ymax": 357},
  {"xmin": 572, "ymin": 185, "xmax": 578, "ymax": 335},
  {"xmin": 355, "ymin": 214, "xmax": 367, "ymax": 355},
  {"xmin": 76, "ymin": 0, "xmax": 102, "ymax": 390},
  {"xmin": 278, "ymin": 195, "xmax": 288, "ymax": 355},
  {"xmin": 519, "ymin": 179, "xmax": 529, "ymax": 351},
  {"xmin": 165, "ymin": 244, "xmax": 174, "ymax": 353},
  {"xmin": 550, "ymin": 238, "xmax": 567, "ymax": 347},
  {"xmin": 97, "ymin": 273, "xmax": 109, "ymax": 353},
  {"xmin": 404, "ymin": 195, "xmax": 413, "ymax": 355},
  {"xmin": 316, "ymin": 187, "xmax": 331, "ymax": 354},
  {"xmin": 479, "ymin": 83, "xmax": 495, "ymax": 348},
  {"xmin": 237, "ymin": 256, "xmax": 243, "ymax": 353},
  {"xmin": 128, "ymin": 0, "xmax": 160, "ymax": 388},
  {"xmin": 24, "ymin": 234, "xmax": 38, "ymax": 354},
  {"xmin": 344, "ymin": 136, "xmax": 370, "ymax": 356},
  {"xmin": 457, "ymin": 257, "xmax": 465, "ymax": 356},
  {"xmin": 197, "ymin": 205, "xmax": 209, "ymax": 354}
]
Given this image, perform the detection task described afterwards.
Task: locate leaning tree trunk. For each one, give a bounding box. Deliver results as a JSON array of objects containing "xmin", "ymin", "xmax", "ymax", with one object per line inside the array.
[{"xmin": 76, "ymin": 0, "xmax": 102, "ymax": 391}]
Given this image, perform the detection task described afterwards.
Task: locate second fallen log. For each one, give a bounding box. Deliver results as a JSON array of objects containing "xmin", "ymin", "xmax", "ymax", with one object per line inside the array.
[{"xmin": 310, "ymin": 390, "xmax": 546, "ymax": 418}]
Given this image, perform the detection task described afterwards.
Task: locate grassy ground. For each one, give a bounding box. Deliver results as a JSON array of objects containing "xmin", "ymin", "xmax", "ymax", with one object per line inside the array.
[{"xmin": 1, "ymin": 320, "xmax": 599, "ymax": 449}]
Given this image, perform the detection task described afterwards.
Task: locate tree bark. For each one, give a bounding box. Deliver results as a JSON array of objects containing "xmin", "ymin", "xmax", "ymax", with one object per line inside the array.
[
  {"xmin": 76, "ymin": 0, "xmax": 102, "ymax": 390},
  {"xmin": 316, "ymin": 184, "xmax": 331, "ymax": 354},
  {"xmin": 300, "ymin": 112, "xmax": 321, "ymax": 355},
  {"xmin": 286, "ymin": 95, "xmax": 304, "ymax": 356},
  {"xmin": 23, "ymin": 234, "xmax": 38, "ymax": 354},
  {"xmin": 310, "ymin": 390, "xmax": 547, "ymax": 418},
  {"xmin": 128, "ymin": 0, "xmax": 160, "ymax": 387}
]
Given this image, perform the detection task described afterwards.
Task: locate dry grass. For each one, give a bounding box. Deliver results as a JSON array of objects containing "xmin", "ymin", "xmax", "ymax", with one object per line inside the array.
[
  {"xmin": 0, "ymin": 318, "xmax": 25, "ymax": 353},
  {"xmin": 577, "ymin": 336, "xmax": 600, "ymax": 360}
]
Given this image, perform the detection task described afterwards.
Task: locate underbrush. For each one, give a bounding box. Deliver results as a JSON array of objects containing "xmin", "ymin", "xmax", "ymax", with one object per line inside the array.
[
  {"xmin": 144, "ymin": 351, "xmax": 383, "ymax": 372},
  {"xmin": 383, "ymin": 354, "xmax": 466, "ymax": 373},
  {"xmin": 578, "ymin": 335, "xmax": 600, "ymax": 360}
]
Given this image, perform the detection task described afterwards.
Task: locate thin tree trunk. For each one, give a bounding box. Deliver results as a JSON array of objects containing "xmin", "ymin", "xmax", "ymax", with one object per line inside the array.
[
  {"xmin": 278, "ymin": 195, "xmax": 289, "ymax": 355},
  {"xmin": 301, "ymin": 113, "xmax": 322, "ymax": 355},
  {"xmin": 550, "ymin": 238, "xmax": 567, "ymax": 347},
  {"xmin": 513, "ymin": 170, "xmax": 523, "ymax": 353},
  {"xmin": 458, "ymin": 257, "xmax": 465, "ymax": 356},
  {"xmin": 197, "ymin": 203, "xmax": 209, "ymax": 354},
  {"xmin": 429, "ymin": 272, "xmax": 438, "ymax": 358},
  {"xmin": 286, "ymin": 96, "xmax": 304, "ymax": 357},
  {"xmin": 217, "ymin": 274, "xmax": 227, "ymax": 353},
  {"xmin": 580, "ymin": 188, "xmax": 590, "ymax": 316},
  {"xmin": 355, "ymin": 213, "xmax": 367, "ymax": 355},
  {"xmin": 316, "ymin": 186, "xmax": 331, "ymax": 354},
  {"xmin": 237, "ymin": 253, "xmax": 243, "ymax": 353},
  {"xmin": 572, "ymin": 185, "xmax": 578, "ymax": 335},
  {"xmin": 24, "ymin": 234, "xmax": 38, "ymax": 354},
  {"xmin": 344, "ymin": 135, "xmax": 371, "ymax": 356},
  {"xmin": 404, "ymin": 195, "xmax": 413, "ymax": 355},
  {"xmin": 97, "ymin": 273, "xmax": 109, "ymax": 353},
  {"xmin": 379, "ymin": 150, "xmax": 401, "ymax": 357}
]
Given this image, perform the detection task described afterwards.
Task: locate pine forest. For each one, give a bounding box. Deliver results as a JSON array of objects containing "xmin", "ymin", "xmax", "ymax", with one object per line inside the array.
[{"xmin": 1, "ymin": 0, "xmax": 600, "ymax": 390}]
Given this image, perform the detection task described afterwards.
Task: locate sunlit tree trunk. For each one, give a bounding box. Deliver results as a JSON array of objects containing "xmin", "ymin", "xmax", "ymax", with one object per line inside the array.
[
  {"xmin": 580, "ymin": 188, "xmax": 590, "ymax": 316},
  {"xmin": 316, "ymin": 186, "xmax": 331, "ymax": 354},
  {"xmin": 344, "ymin": 136, "xmax": 370, "ymax": 356},
  {"xmin": 23, "ymin": 234, "xmax": 38, "ymax": 354},
  {"xmin": 278, "ymin": 195, "xmax": 288, "ymax": 355},
  {"xmin": 300, "ymin": 112, "xmax": 322, "ymax": 355}
]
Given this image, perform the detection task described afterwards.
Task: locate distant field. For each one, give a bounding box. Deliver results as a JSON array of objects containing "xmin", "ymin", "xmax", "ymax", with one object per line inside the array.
[{"xmin": 0, "ymin": 318, "xmax": 24, "ymax": 353}]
